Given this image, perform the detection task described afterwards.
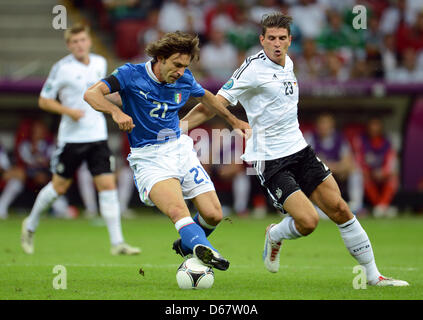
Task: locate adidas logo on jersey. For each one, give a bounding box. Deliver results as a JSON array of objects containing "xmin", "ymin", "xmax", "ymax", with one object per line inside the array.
[{"xmin": 272, "ymin": 74, "xmax": 278, "ymax": 80}]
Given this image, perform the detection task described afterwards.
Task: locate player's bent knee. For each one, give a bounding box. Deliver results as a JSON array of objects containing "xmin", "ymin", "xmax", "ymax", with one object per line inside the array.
[
  {"xmin": 51, "ymin": 182, "xmax": 68, "ymax": 196},
  {"xmin": 332, "ymin": 199, "xmax": 353, "ymax": 224},
  {"xmin": 302, "ymin": 217, "xmax": 319, "ymax": 235},
  {"xmin": 297, "ymin": 211, "xmax": 319, "ymax": 236},
  {"xmin": 206, "ymin": 210, "xmax": 223, "ymax": 226},
  {"xmin": 167, "ymin": 204, "xmax": 190, "ymax": 223}
]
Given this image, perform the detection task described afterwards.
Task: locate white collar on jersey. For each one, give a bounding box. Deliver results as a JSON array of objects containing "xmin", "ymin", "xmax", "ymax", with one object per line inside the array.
[
  {"xmin": 145, "ymin": 60, "xmax": 161, "ymax": 83},
  {"xmin": 261, "ymin": 50, "xmax": 292, "ymax": 70}
]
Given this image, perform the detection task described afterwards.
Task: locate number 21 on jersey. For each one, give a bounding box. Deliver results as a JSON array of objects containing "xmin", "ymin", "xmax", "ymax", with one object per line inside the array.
[{"xmin": 150, "ymin": 101, "xmax": 168, "ymax": 118}]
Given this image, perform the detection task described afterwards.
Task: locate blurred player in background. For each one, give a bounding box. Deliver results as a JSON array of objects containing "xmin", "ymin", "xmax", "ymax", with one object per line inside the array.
[
  {"xmin": 304, "ymin": 113, "xmax": 364, "ymax": 215},
  {"xmin": 355, "ymin": 117, "xmax": 399, "ymax": 218},
  {"xmin": 20, "ymin": 24, "xmax": 140, "ymax": 256},
  {"xmin": 84, "ymin": 31, "xmax": 249, "ymax": 270},
  {"xmin": 182, "ymin": 12, "xmax": 408, "ymax": 286}
]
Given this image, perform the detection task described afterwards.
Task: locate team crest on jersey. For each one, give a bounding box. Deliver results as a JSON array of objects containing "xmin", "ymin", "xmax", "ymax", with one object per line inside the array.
[
  {"xmin": 174, "ymin": 92, "xmax": 182, "ymax": 104},
  {"xmin": 223, "ymin": 78, "xmax": 234, "ymax": 90}
]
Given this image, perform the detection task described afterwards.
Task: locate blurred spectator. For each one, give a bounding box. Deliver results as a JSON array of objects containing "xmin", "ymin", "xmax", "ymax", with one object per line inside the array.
[
  {"xmin": 157, "ymin": 0, "xmax": 205, "ymax": 35},
  {"xmin": 386, "ymin": 47, "xmax": 423, "ymax": 82},
  {"xmin": 249, "ymin": 0, "xmax": 282, "ymax": 25},
  {"xmin": 0, "ymin": 143, "xmax": 24, "ymax": 219},
  {"xmin": 204, "ymin": 0, "xmax": 237, "ymax": 38},
  {"xmin": 317, "ymin": 0, "xmax": 356, "ymax": 14},
  {"xmin": 379, "ymin": 0, "xmax": 408, "ymax": 35},
  {"xmin": 355, "ymin": 117, "xmax": 399, "ymax": 217},
  {"xmin": 226, "ymin": 4, "xmax": 260, "ymax": 53},
  {"xmin": 294, "ymin": 38, "xmax": 325, "ymax": 81},
  {"xmin": 0, "ymin": 120, "xmax": 72, "ymax": 219},
  {"xmin": 200, "ymin": 27, "xmax": 238, "ymax": 83},
  {"xmin": 321, "ymin": 50, "xmax": 350, "ymax": 81},
  {"xmin": 381, "ymin": 33, "xmax": 399, "ymax": 77},
  {"xmin": 102, "ymin": 0, "xmax": 145, "ymax": 22},
  {"xmin": 290, "ymin": 0, "xmax": 326, "ymax": 39},
  {"xmin": 134, "ymin": 9, "xmax": 164, "ymax": 63},
  {"xmin": 396, "ymin": 11, "xmax": 423, "ymax": 54},
  {"xmin": 317, "ymin": 9, "xmax": 363, "ymax": 55},
  {"xmin": 304, "ymin": 113, "xmax": 364, "ymax": 214}
]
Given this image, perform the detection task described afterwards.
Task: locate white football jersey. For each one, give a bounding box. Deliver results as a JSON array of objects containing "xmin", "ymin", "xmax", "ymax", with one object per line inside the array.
[
  {"xmin": 218, "ymin": 50, "xmax": 308, "ymax": 161},
  {"xmin": 40, "ymin": 53, "xmax": 108, "ymax": 144}
]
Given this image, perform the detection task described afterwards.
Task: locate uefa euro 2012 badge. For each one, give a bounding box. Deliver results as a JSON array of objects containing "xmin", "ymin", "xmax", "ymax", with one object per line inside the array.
[{"xmin": 223, "ymin": 78, "xmax": 234, "ymax": 90}]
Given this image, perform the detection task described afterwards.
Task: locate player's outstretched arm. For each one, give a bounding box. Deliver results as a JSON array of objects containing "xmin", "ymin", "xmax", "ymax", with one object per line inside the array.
[
  {"xmin": 38, "ymin": 96, "xmax": 84, "ymax": 121},
  {"xmin": 192, "ymin": 90, "xmax": 250, "ymax": 136},
  {"xmin": 181, "ymin": 101, "xmax": 216, "ymax": 131},
  {"xmin": 84, "ymin": 81, "xmax": 135, "ymax": 132}
]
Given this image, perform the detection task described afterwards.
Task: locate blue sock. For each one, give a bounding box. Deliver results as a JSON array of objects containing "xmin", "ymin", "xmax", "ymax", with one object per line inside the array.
[
  {"xmin": 193, "ymin": 212, "xmax": 216, "ymax": 237},
  {"xmin": 176, "ymin": 217, "xmax": 217, "ymax": 254}
]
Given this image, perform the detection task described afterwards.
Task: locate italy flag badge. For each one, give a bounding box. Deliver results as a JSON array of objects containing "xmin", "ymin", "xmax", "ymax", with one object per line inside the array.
[{"xmin": 174, "ymin": 92, "xmax": 182, "ymax": 104}]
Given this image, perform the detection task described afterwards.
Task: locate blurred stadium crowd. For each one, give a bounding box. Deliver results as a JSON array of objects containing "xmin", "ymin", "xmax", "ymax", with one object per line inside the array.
[
  {"xmin": 78, "ymin": 0, "xmax": 423, "ymax": 84},
  {"xmin": 1, "ymin": 0, "xmax": 423, "ymax": 220}
]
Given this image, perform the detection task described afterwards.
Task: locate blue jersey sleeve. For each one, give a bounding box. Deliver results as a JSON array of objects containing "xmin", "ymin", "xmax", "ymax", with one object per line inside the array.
[
  {"xmin": 110, "ymin": 63, "xmax": 134, "ymax": 91},
  {"xmin": 190, "ymin": 76, "xmax": 205, "ymax": 97}
]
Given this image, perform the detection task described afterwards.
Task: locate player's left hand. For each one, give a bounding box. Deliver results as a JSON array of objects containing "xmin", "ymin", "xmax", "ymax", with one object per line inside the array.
[{"xmin": 233, "ymin": 119, "xmax": 252, "ymax": 140}]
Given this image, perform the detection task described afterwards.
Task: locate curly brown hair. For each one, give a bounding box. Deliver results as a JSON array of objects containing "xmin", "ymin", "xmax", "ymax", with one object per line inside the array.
[{"xmin": 145, "ymin": 31, "xmax": 200, "ymax": 62}]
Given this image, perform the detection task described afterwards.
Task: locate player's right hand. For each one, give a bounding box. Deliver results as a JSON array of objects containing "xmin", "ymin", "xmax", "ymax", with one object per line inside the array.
[
  {"xmin": 112, "ymin": 110, "xmax": 135, "ymax": 132},
  {"xmin": 69, "ymin": 109, "xmax": 84, "ymax": 121}
]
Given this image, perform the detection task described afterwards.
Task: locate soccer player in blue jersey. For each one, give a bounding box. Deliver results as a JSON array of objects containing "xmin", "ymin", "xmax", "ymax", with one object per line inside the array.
[{"xmin": 84, "ymin": 31, "xmax": 250, "ymax": 270}]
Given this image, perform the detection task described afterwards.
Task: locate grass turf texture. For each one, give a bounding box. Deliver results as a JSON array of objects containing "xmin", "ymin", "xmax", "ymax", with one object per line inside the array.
[{"xmin": 0, "ymin": 211, "xmax": 422, "ymax": 300}]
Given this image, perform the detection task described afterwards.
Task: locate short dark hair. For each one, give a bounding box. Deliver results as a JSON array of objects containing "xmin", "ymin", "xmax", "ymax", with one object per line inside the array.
[
  {"xmin": 261, "ymin": 12, "xmax": 293, "ymax": 36},
  {"xmin": 145, "ymin": 31, "xmax": 200, "ymax": 62}
]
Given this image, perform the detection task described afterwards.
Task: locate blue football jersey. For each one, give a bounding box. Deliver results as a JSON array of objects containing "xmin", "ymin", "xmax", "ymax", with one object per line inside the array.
[{"xmin": 102, "ymin": 61, "xmax": 205, "ymax": 148}]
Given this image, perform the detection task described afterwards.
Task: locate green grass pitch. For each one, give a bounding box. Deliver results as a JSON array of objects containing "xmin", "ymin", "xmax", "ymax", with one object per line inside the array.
[{"xmin": 0, "ymin": 211, "xmax": 422, "ymax": 300}]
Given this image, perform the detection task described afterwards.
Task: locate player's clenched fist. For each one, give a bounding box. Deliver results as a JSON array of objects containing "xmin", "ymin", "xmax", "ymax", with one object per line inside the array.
[{"xmin": 112, "ymin": 110, "xmax": 135, "ymax": 132}]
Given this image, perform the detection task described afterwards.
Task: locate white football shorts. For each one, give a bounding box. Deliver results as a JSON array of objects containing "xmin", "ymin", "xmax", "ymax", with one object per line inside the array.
[{"xmin": 127, "ymin": 134, "xmax": 215, "ymax": 206}]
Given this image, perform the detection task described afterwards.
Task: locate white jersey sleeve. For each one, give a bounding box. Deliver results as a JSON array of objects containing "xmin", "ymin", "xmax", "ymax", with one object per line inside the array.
[
  {"xmin": 217, "ymin": 53, "xmax": 263, "ymax": 106},
  {"xmin": 40, "ymin": 61, "xmax": 65, "ymax": 100}
]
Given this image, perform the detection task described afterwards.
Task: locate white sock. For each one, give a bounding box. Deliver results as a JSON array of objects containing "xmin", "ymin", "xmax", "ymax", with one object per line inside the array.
[
  {"xmin": 117, "ymin": 166, "xmax": 134, "ymax": 212},
  {"xmin": 197, "ymin": 214, "xmax": 216, "ymax": 230},
  {"xmin": 51, "ymin": 196, "xmax": 70, "ymax": 217},
  {"xmin": 0, "ymin": 178, "xmax": 24, "ymax": 215},
  {"xmin": 337, "ymin": 216, "xmax": 382, "ymax": 283},
  {"xmin": 99, "ymin": 189, "xmax": 124, "ymax": 246},
  {"xmin": 77, "ymin": 164, "xmax": 98, "ymax": 214},
  {"xmin": 26, "ymin": 182, "xmax": 58, "ymax": 232},
  {"xmin": 269, "ymin": 216, "xmax": 302, "ymax": 242},
  {"xmin": 232, "ymin": 172, "xmax": 250, "ymax": 213}
]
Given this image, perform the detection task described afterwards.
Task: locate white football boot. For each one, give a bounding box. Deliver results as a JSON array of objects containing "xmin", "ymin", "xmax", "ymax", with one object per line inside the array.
[
  {"xmin": 369, "ymin": 276, "xmax": 409, "ymax": 287},
  {"xmin": 21, "ymin": 218, "xmax": 34, "ymax": 254},
  {"xmin": 263, "ymin": 224, "xmax": 282, "ymax": 273},
  {"xmin": 111, "ymin": 243, "xmax": 141, "ymax": 255}
]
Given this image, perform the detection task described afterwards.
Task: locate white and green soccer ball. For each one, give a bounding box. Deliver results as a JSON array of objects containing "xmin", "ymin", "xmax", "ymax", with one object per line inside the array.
[{"xmin": 176, "ymin": 257, "xmax": 214, "ymax": 289}]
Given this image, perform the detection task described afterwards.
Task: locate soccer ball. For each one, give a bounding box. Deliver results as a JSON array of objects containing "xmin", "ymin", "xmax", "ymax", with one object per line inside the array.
[{"xmin": 176, "ymin": 257, "xmax": 214, "ymax": 289}]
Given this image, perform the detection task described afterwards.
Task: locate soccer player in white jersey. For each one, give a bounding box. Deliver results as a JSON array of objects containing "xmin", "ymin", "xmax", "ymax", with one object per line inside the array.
[
  {"xmin": 181, "ymin": 13, "xmax": 409, "ymax": 286},
  {"xmin": 21, "ymin": 24, "xmax": 140, "ymax": 256},
  {"xmin": 84, "ymin": 31, "xmax": 250, "ymax": 270}
]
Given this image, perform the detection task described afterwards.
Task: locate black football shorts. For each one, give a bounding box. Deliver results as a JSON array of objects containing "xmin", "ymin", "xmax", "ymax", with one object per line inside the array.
[
  {"xmin": 253, "ymin": 145, "xmax": 331, "ymax": 212},
  {"xmin": 51, "ymin": 140, "xmax": 115, "ymax": 179}
]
